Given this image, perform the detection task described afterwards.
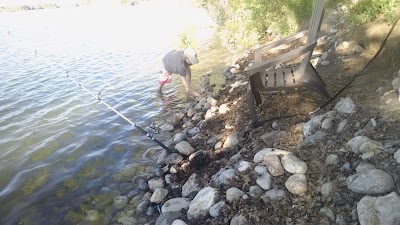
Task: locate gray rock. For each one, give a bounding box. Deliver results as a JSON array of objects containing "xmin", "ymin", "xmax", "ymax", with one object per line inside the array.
[
  {"xmin": 380, "ymin": 90, "xmax": 400, "ymax": 106},
  {"xmin": 254, "ymin": 165, "xmax": 268, "ymax": 175},
  {"xmin": 347, "ymin": 169, "xmax": 395, "ymax": 194},
  {"xmin": 356, "ymin": 161, "xmax": 376, "ymax": 173},
  {"xmin": 187, "ymin": 108, "xmax": 196, "ymax": 117},
  {"xmin": 360, "ymin": 151, "xmax": 375, "ymax": 160},
  {"xmin": 117, "ymin": 216, "xmax": 137, "ymax": 225},
  {"xmin": 393, "ymin": 77, "xmax": 400, "ymax": 91},
  {"xmin": 127, "ymin": 189, "xmax": 141, "ymax": 199},
  {"xmin": 191, "ymin": 113, "xmax": 203, "ymax": 121},
  {"xmin": 230, "ymin": 215, "xmax": 248, "ymax": 225},
  {"xmin": 210, "ymin": 105, "xmax": 219, "ymax": 113},
  {"xmin": 353, "ymin": 45, "xmax": 364, "ymax": 53},
  {"xmin": 209, "ymin": 201, "xmax": 225, "ymax": 218},
  {"xmin": 203, "ymin": 103, "xmax": 211, "ymax": 110},
  {"xmin": 248, "ymin": 185, "xmax": 263, "ymax": 198},
  {"xmin": 260, "ymin": 131, "xmax": 287, "ymax": 146},
  {"xmin": 182, "ymin": 173, "xmax": 202, "ymax": 198},
  {"xmin": 150, "ymin": 188, "xmax": 168, "ymax": 203},
  {"xmin": 370, "ymin": 117, "xmax": 377, "ymax": 127},
  {"xmin": 235, "ymin": 160, "xmax": 253, "ymax": 173},
  {"xmin": 337, "ymin": 119, "xmax": 347, "ymax": 133},
  {"xmin": 219, "ymin": 104, "xmax": 231, "ymax": 114},
  {"xmin": 182, "ymin": 120, "xmax": 193, "ymax": 128},
  {"xmin": 174, "ymin": 112, "xmax": 185, "ymax": 121},
  {"xmin": 114, "ymin": 196, "xmax": 128, "ymax": 209},
  {"xmin": 156, "ymin": 211, "xmax": 183, "ymax": 225},
  {"xmin": 193, "ymin": 103, "xmax": 203, "ymax": 110},
  {"xmin": 137, "ymin": 200, "xmax": 149, "ymax": 214},
  {"xmin": 148, "ymin": 178, "xmax": 164, "ymax": 191},
  {"xmin": 346, "ymin": 136, "xmax": 371, "ymax": 153},
  {"xmin": 146, "ymin": 206, "xmax": 155, "ymax": 216},
  {"xmin": 285, "ymin": 174, "xmax": 307, "ymax": 195},
  {"xmin": 303, "ymin": 114, "xmax": 326, "ymax": 137},
  {"xmin": 223, "ymin": 133, "xmax": 239, "ymax": 148},
  {"xmin": 175, "ymin": 141, "xmax": 195, "ymax": 156},
  {"xmin": 322, "ymin": 51, "xmax": 329, "ymax": 60},
  {"xmin": 253, "ymin": 148, "xmax": 290, "ymax": 163},
  {"xmin": 281, "ymin": 154, "xmax": 308, "ymax": 174},
  {"xmin": 214, "ymin": 141, "xmax": 223, "ymax": 150},
  {"xmin": 160, "ymin": 123, "xmax": 175, "ymax": 132},
  {"xmin": 230, "ymin": 214, "xmax": 248, "ymax": 225},
  {"xmin": 187, "ymin": 187, "xmax": 219, "ymax": 220},
  {"xmin": 335, "ymin": 214, "xmax": 346, "ymax": 225},
  {"xmin": 320, "ymin": 181, "xmax": 334, "ymax": 197},
  {"xmin": 157, "ymin": 150, "xmax": 168, "ymax": 165},
  {"xmin": 263, "ymin": 189, "xmax": 286, "ymax": 201},
  {"xmin": 271, "ymin": 121, "xmax": 280, "ymax": 130},
  {"xmin": 226, "ymin": 187, "xmax": 245, "ymax": 202},
  {"xmin": 320, "ymin": 207, "xmax": 335, "ymax": 221},
  {"xmin": 357, "ymin": 192, "xmax": 400, "ymax": 225},
  {"xmin": 161, "ymin": 198, "xmax": 191, "ymax": 213},
  {"xmin": 206, "ymin": 134, "xmax": 221, "ymax": 145},
  {"xmin": 321, "ymin": 60, "xmax": 330, "ymax": 65},
  {"xmin": 188, "ymin": 127, "xmax": 201, "ymax": 136},
  {"xmin": 394, "ymin": 148, "xmax": 400, "ymax": 164},
  {"xmin": 165, "ymin": 153, "xmax": 184, "ymax": 165},
  {"xmin": 263, "ymin": 155, "xmax": 284, "ymax": 176},
  {"xmin": 173, "ymin": 133, "xmax": 187, "ymax": 143},
  {"xmin": 341, "ymin": 161, "xmax": 352, "ymax": 172},
  {"xmin": 256, "ymin": 172, "xmax": 272, "ymax": 190},
  {"xmin": 321, "ymin": 117, "xmax": 334, "ymax": 130},
  {"xmin": 334, "ymin": 97, "xmax": 356, "ymax": 114},
  {"xmin": 325, "ymin": 154, "xmax": 339, "ymax": 165},
  {"xmin": 211, "ymin": 168, "xmax": 236, "ymax": 186},
  {"xmin": 165, "ymin": 174, "xmax": 174, "ymax": 184},
  {"xmin": 172, "ymin": 219, "xmax": 188, "ymax": 225},
  {"xmin": 300, "ymin": 131, "xmax": 328, "ymax": 147},
  {"xmin": 207, "ymin": 97, "xmax": 218, "ymax": 106},
  {"xmin": 359, "ymin": 140, "xmax": 383, "ymax": 153}
]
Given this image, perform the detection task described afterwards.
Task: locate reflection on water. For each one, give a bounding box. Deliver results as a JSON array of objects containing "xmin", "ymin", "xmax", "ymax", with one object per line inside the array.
[{"xmin": 0, "ymin": 3, "xmax": 230, "ymax": 224}]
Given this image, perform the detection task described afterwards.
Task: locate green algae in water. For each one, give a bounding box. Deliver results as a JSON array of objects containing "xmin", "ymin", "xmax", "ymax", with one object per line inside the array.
[
  {"xmin": 30, "ymin": 140, "xmax": 60, "ymax": 162},
  {"xmin": 22, "ymin": 168, "xmax": 49, "ymax": 195},
  {"xmin": 63, "ymin": 178, "xmax": 79, "ymax": 190},
  {"xmin": 64, "ymin": 193, "xmax": 115, "ymax": 224}
]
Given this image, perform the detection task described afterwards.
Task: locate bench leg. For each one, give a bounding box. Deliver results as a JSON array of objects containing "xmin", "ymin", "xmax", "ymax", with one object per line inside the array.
[
  {"xmin": 249, "ymin": 75, "xmax": 262, "ymax": 105},
  {"xmin": 247, "ymin": 86, "xmax": 258, "ymax": 123},
  {"xmin": 254, "ymin": 91, "xmax": 262, "ymax": 105}
]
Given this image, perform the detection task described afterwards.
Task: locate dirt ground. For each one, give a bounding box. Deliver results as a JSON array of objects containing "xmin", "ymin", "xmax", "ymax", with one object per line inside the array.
[{"xmin": 168, "ymin": 7, "xmax": 400, "ymax": 225}]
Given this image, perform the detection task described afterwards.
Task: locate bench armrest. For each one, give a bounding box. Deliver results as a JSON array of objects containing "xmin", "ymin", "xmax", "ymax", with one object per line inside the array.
[
  {"xmin": 246, "ymin": 41, "xmax": 317, "ymax": 76},
  {"xmin": 254, "ymin": 30, "xmax": 308, "ymax": 63}
]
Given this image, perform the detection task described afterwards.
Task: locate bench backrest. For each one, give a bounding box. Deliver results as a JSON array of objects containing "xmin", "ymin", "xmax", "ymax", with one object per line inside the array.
[{"xmin": 302, "ymin": 0, "xmax": 325, "ymax": 66}]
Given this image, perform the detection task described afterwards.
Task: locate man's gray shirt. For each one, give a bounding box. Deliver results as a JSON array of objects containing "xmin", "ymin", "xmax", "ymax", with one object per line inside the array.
[{"xmin": 162, "ymin": 50, "xmax": 190, "ymax": 76}]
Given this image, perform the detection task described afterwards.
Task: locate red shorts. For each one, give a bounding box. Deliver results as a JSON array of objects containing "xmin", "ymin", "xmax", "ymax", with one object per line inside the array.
[{"xmin": 158, "ymin": 63, "xmax": 172, "ymax": 85}]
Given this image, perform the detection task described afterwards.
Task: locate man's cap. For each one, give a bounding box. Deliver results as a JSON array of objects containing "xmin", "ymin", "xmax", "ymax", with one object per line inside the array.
[{"xmin": 183, "ymin": 48, "xmax": 199, "ymax": 65}]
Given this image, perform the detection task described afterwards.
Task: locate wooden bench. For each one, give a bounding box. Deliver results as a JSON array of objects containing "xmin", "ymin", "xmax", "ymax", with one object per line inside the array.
[{"xmin": 245, "ymin": 0, "xmax": 330, "ymax": 123}]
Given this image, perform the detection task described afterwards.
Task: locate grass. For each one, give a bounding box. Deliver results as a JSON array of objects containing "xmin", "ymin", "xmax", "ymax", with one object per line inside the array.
[{"xmin": 327, "ymin": 0, "xmax": 399, "ymax": 24}]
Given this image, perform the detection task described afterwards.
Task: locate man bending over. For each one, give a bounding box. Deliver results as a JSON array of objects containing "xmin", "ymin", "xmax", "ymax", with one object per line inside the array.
[{"xmin": 157, "ymin": 48, "xmax": 200, "ymax": 97}]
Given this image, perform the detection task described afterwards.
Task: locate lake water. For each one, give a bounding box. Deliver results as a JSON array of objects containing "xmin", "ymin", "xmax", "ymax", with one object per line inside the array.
[{"xmin": 0, "ymin": 3, "xmax": 230, "ymax": 224}]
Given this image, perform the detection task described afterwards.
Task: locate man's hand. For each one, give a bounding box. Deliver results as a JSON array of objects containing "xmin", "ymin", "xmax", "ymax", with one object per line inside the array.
[{"xmin": 191, "ymin": 90, "xmax": 200, "ymax": 97}]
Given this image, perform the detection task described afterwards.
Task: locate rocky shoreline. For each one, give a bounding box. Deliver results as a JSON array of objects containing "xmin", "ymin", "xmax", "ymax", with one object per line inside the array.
[
  {"xmin": 76, "ymin": 6, "xmax": 400, "ymax": 224},
  {"xmin": 100, "ymin": 60, "xmax": 400, "ymax": 225}
]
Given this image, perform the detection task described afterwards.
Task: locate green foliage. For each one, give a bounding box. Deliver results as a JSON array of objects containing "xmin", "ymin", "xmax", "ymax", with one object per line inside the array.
[
  {"xmin": 179, "ymin": 32, "xmax": 194, "ymax": 49},
  {"xmin": 197, "ymin": 0, "xmax": 399, "ymax": 52},
  {"xmin": 197, "ymin": 0, "xmax": 314, "ymax": 52},
  {"xmin": 347, "ymin": 0, "xmax": 399, "ymax": 24}
]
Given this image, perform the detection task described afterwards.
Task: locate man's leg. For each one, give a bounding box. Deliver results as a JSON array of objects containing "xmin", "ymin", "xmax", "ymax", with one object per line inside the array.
[{"xmin": 156, "ymin": 83, "xmax": 164, "ymax": 92}]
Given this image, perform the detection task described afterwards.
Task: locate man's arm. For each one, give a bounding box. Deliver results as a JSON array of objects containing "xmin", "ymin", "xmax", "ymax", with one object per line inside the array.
[{"xmin": 181, "ymin": 67, "xmax": 199, "ymax": 96}]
